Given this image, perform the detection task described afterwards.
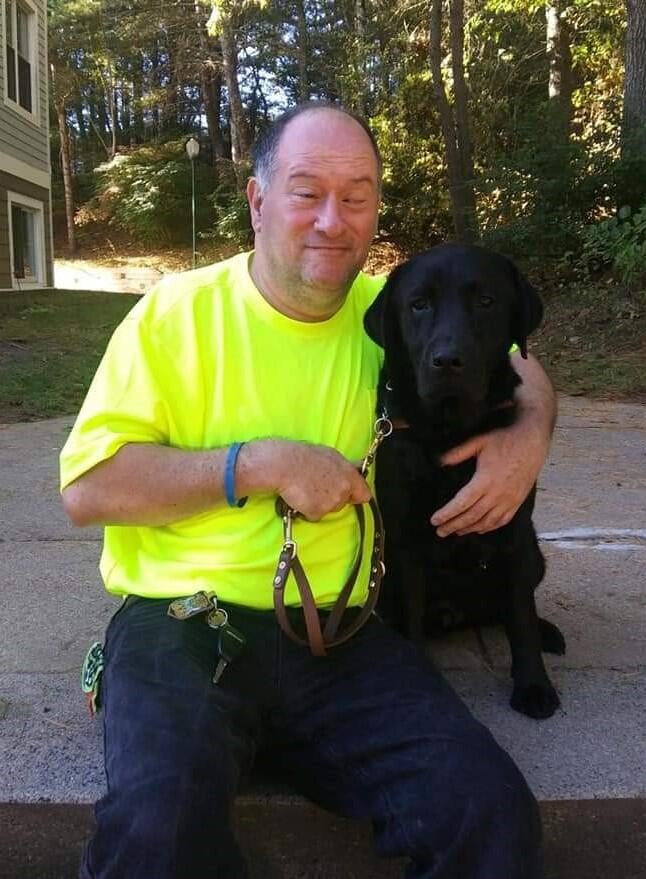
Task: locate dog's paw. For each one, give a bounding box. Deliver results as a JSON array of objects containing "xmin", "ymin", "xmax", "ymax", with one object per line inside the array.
[
  {"xmin": 510, "ymin": 681, "xmax": 561, "ymax": 719},
  {"xmin": 538, "ymin": 617, "xmax": 566, "ymax": 655}
]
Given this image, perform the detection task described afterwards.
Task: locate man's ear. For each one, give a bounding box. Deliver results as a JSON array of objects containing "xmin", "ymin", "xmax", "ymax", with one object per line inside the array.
[
  {"xmin": 508, "ymin": 260, "xmax": 543, "ymax": 358},
  {"xmin": 247, "ymin": 177, "xmax": 263, "ymax": 233}
]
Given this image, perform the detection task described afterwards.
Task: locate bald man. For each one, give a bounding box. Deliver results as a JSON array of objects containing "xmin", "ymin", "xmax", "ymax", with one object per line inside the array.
[{"xmin": 62, "ymin": 102, "xmax": 549, "ymax": 879}]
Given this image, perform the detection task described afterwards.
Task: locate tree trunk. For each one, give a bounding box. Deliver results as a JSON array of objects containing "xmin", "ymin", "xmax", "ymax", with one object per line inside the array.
[
  {"xmin": 546, "ymin": 2, "xmax": 573, "ymax": 144},
  {"xmin": 161, "ymin": 39, "xmax": 180, "ymax": 134},
  {"xmin": 132, "ymin": 58, "xmax": 145, "ymax": 144},
  {"xmin": 121, "ymin": 82, "xmax": 131, "ymax": 144},
  {"xmin": 56, "ymin": 98, "xmax": 76, "ymax": 254},
  {"xmin": 450, "ymin": 0, "xmax": 478, "ymax": 243},
  {"xmin": 429, "ymin": 0, "xmax": 478, "ymax": 243},
  {"xmin": 151, "ymin": 44, "xmax": 161, "ymax": 133},
  {"xmin": 109, "ymin": 86, "xmax": 118, "ymax": 158},
  {"xmin": 220, "ymin": 16, "xmax": 250, "ymax": 165},
  {"xmin": 203, "ymin": 68, "xmax": 226, "ymax": 159},
  {"xmin": 195, "ymin": 5, "xmax": 226, "ymax": 160},
  {"xmin": 74, "ymin": 102, "xmax": 87, "ymax": 139},
  {"xmin": 620, "ymin": 0, "xmax": 646, "ymax": 210},
  {"xmin": 295, "ymin": 0, "xmax": 309, "ymax": 101}
]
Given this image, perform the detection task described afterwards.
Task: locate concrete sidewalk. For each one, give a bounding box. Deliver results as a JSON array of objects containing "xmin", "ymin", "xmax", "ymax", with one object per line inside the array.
[{"xmin": 1, "ymin": 395, "xmax": 645, "ymax": 875}]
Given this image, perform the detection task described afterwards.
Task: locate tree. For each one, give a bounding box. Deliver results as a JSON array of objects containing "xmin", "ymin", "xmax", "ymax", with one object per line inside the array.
[
  {"xmin": 545, "ymin": 1, "xmax": 573, "ymax": 143},
  {"xmin": 620, "ymin": 0, "xmax": 646, "ymax": 210},
  {"xmin": 48, "ymin": 0, "xmax": 81, "ymax": 253},
  {"xmin": 429, "ymin": 0, "xmax": 478, "ymax": 243},
  {"xmin": 295, "ymin": 0, "xmax": 309, "ymax": 101},
  {"xmin": 206, "ymin": 1, "xmax": 269, "ymax": 166}
]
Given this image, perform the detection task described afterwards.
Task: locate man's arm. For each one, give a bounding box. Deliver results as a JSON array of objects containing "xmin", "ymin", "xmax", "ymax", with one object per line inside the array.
[
  {"xmin": 429, "ymin": 353, "xmax": 557, "ymax": 537},
  {"xmin": 61, "ymin": 440, "xmax": 371, "ymax": 527}
]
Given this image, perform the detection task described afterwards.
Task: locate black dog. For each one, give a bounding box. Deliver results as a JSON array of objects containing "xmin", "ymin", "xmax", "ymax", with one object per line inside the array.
[{"xmin": 364, "ymin": 243, "xmax": 565, "ymax": 720}]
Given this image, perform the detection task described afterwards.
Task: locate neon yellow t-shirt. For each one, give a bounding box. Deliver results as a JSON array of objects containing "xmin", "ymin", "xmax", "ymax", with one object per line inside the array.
[{"xmin": 59, "ymin": 251, "xmax": 386, "ymax": 608}]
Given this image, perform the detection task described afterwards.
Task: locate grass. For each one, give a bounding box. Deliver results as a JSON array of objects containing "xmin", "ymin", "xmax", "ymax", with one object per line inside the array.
[
  {"xmin": 1, "ymin": 263, "xmax": 645, "ymax": 423},
  {"xmin": 0, "ymin": 290, "xmax": 137, "ymax": 422}
]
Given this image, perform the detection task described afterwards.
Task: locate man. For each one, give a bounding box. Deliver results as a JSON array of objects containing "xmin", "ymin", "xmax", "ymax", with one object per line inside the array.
[{"xmin": 61, "ymin": 102, "xmax": 554, "ymax": 878}]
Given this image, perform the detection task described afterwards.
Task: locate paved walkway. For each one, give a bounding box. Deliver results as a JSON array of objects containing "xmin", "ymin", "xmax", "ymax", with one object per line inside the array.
[
  {"xmin": 1, "ymin": 395, "xmax": 645, "ymax": 875},
  {"xmin": 54, "ymin": 261, "xmax": 161, "ymax": 295}
]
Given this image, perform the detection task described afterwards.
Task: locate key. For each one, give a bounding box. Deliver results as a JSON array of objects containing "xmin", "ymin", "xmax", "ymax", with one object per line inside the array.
[
  {"xmin": 212, "ymin": 623, "xmax": 247, "ymax": 684},
  {"xmin": 206, "ymin": 607, "xmax": 228, "ymax": 629},
  {"xmin": 167, "ymin": 591, "xmax": 215, "ymax": 620}
]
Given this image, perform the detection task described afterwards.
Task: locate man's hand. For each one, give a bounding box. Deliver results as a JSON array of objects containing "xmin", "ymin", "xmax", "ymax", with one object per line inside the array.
[
  {"xmin": 430, "ymin": 353, "xmax": 556, "ymax": 537},
  {"xmin": 255, "ymin": 441, "xmax": 372, "ymax": 521}
]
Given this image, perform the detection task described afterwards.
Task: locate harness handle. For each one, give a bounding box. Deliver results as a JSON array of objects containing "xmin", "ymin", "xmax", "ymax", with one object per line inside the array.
[{"xmin": 272, "ymin": 414, "xmax": 391, "ymax": 655}]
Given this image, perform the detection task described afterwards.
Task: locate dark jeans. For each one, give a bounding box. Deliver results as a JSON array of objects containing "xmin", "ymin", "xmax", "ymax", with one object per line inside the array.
[{"xmin": 80, "ymin": 597, "xmax": 543, "ymax": 879}]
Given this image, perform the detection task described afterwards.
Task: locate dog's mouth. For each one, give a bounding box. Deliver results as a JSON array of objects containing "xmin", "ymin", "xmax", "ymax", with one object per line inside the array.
[
  {"xmin": 418, "ymin": 374, "xmax": 487, "ymax": 409},
  {"xmin": 420, "ymin": 392, "xmax": 478, "ymax": 421},
  {"xmin": 416, "ymin": 383, "xmax": 492, "ymax": 432}
]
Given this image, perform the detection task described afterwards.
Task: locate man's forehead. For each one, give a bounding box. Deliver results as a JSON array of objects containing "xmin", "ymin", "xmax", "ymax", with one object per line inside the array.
[
  {"xmin": 275, "ymin": 111, "xmax": 379, "ymax": 176},
  {"xmin": 287, "ymin": 167, "xmax": 377, "ymax": 187}
]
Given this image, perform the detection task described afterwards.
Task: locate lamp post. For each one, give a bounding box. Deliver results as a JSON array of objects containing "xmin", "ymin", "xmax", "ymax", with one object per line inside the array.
[{"xmin": 185, "ymin": 137, "xmax": 200, "ymax": 269}]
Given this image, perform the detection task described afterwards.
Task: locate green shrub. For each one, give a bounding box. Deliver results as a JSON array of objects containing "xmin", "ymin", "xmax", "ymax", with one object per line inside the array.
[
  {"xmin": 206, "ymin": 162, "xmax": 253, "ymax": 247},
  {"xmin": 579, "ymin": 206, "xmax": 646, "ymax": 286},
  {"xmin": 83, "ymin": 141, "xmax": 218, "ymax": 245}
]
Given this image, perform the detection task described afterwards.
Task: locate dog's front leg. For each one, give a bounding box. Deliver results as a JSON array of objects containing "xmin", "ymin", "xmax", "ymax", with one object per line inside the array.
[
  {"xmin": 504, "ymin": 534, "xmax": 560, "ymax": 719},
  {"xmin": 401, "ymin": 549, "xmax": 428, "ymax": 646}
]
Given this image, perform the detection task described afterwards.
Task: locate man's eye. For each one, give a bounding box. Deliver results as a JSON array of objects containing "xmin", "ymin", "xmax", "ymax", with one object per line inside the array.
[
  {"xmin": 477, "ymin": 295, "xmax": 494, "ymax": 308},
  {"xmin": 411, "ymin": 298, "xmax": 430, "ymax": 312},
  {"xmin": 294, "ymin": 191, "xmax": 316, "ymax": 199}
]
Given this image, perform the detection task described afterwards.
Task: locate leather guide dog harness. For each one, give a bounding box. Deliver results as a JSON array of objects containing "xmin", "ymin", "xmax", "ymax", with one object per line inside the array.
[{"xmin": 272, "ymin": 415, "xmax": 393, "ymax": 656}]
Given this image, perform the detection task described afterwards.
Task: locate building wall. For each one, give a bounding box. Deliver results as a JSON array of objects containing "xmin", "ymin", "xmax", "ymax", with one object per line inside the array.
[
  {"xmin": 0, "ymin": 169, "xmax": 53, "ymax": 288},
  {"xmin": 0, "ymin": 0, "xmax": 50, "ymax": 173},
  {"xmin": 0, "ymin": 0, "xmax": 52, "ymax": 289}
]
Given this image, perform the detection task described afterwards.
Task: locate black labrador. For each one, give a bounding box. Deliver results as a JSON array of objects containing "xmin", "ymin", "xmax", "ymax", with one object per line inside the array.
[{"xmin": 364, "ymin": 243, "xmax": 565, "ymax": 720}]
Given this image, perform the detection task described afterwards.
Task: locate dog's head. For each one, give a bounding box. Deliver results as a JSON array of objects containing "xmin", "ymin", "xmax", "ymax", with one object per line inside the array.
[{"xmin": 364, "ymin": 244, "xmax": 543, "ymax": 418}]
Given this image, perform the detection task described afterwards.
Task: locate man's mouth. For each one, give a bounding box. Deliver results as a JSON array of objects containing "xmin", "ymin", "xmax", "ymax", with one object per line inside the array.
[{"xmin": 305, "ymin": 245, "xmax": 351, "ymax": 252}]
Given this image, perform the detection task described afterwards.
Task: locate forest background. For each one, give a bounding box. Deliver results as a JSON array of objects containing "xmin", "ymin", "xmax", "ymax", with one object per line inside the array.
[{"xmin": 40, "ymin": 1, "xmax": 646, "ymax": 403}]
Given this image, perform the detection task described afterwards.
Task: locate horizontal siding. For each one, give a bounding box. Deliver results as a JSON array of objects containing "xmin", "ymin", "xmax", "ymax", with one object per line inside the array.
[
  {"xmin": 0, "ymin": 0, "xmax": 49, "ymax": 174},
  {"xmin": 0, "ymin": 170, "xmax": 53, "ymax": 288}
]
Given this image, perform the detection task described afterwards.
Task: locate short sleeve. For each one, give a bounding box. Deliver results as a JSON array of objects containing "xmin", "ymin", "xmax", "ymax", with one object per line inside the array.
[{"xmin": 59, "ymin": 313, "xmax": 170, "ymax": 492}]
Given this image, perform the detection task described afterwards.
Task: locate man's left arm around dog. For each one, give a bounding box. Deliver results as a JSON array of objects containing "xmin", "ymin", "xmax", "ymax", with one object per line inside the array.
[{"xmin": 430, "ymin": 352, "xmax": 556, "ymax": 537}]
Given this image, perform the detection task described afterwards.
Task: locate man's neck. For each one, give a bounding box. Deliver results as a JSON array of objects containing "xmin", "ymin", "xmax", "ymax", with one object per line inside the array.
[{"xmin": 249, "ymin": 253, "xmax": 352, "ymax": 323}]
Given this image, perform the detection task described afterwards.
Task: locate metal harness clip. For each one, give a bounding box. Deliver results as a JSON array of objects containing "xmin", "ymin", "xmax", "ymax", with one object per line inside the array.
[
  {"xmin": 360, "ymin": 411, "xmax": 393, "ymax": 476},
  {"xmin": 282, "ymin": 507, "xmax": 298, "ymax": 558}
]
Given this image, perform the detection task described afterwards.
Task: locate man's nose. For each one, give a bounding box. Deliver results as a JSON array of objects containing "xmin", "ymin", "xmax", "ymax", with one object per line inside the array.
[{"xmin": 314, "ymin": 196, "xmax": 344, "ymax": 237}]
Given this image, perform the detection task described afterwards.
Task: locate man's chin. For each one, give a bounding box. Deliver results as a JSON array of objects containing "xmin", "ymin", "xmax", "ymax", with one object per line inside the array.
[{"xmin": 301, "ymin": 263, "xmax": 360, "ymax": 296}]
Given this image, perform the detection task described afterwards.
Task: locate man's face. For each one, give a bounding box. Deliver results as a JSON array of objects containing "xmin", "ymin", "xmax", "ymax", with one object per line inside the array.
[{"xmin": 247, "ymin": 110, "xmax": 381, "ymax": 320}]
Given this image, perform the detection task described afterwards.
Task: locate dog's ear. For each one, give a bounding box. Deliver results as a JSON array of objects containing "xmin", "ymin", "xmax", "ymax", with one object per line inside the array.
[
  {"xmin": 363, "ymin": 285, "xmax": 386, "ymax": 346},
  {"xmin": 508, "ymin": 261, "xmax": 543, "ymax": 358},
  {"xmin": 363, "ymin": 263, "xmax": 407, "ymax": 349}
]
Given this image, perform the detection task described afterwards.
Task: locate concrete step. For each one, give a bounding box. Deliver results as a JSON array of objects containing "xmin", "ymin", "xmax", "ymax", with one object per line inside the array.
[
  {"xmin": 1, "ymin": 799, "xmax": 645, "ymax": 879},
  {"xmin": 2, "ymin": 398, "xmax": 645, "ymax": 876}
]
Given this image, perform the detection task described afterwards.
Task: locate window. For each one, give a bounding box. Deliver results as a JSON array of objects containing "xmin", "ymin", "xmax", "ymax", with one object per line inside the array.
[
  {"xmin": 8, "ymin": 193, "xmax": 45, "ymax": 287},
  {"xmin": 4, "ymin": 0, "xmax": 36, "ymax": 116}
]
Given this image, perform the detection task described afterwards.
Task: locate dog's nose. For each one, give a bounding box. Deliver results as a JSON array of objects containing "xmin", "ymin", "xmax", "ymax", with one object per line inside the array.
[{"xmin": 431, "ymin": 351, "xmax": 464, "ymax": 372}]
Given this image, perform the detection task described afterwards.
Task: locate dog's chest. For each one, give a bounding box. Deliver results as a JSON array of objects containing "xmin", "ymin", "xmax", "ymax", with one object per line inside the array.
[
  {"xmin": 377, "ymin": 432, "xmax": 474, "ymax": 517},
  {"xmin": 376, "ymin": 433, "xmax": 505, "ymax": 568}
]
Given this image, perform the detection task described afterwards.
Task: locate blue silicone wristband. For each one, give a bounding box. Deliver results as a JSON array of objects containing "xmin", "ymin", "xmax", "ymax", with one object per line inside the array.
[{"xmin": 225, "ymin": 442, "xmax": 247, "ymax": 508}]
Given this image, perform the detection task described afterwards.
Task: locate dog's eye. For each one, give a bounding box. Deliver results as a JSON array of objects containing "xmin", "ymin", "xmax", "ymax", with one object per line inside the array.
[
  {"xmin": 477, "ymin": 295, "xmax": 494, "ymax": 308},
  {"xmin": 411, "ymin": 298, "xmax": 430, "ymax": 313}
]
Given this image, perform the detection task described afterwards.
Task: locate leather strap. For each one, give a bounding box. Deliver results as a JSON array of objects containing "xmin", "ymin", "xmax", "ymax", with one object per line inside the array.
[{"xmin": 272, "ymin": 498, "xmax": 385, "ymax": 656}]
